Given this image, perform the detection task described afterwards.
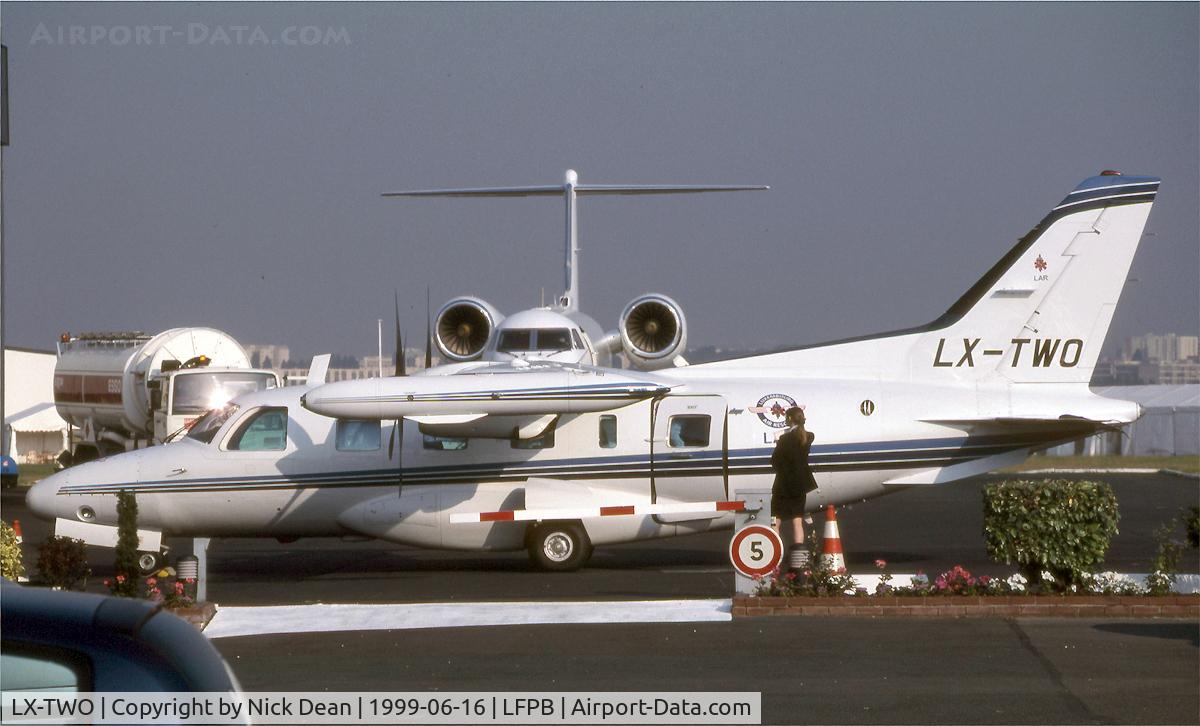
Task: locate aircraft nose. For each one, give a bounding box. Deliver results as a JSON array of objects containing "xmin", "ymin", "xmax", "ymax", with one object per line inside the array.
[{"xmin": 26, "ymin": 470, "xmax": 68, "ymax": 521}]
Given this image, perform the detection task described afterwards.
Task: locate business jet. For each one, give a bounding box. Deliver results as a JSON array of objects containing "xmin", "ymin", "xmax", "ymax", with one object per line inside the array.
[{"xmin": 27, "ymin": 170, "xmax": 1159, "ymax": 572}]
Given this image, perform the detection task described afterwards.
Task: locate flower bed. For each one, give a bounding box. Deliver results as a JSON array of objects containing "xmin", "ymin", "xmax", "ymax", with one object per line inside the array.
[{"xmin": 732, "ymin": 594, "xmax": 1200, "ymax": 618}]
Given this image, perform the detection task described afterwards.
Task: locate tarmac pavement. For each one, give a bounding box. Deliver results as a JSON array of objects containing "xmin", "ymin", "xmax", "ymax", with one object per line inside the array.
[
  {"xmin": 3, "ymin": 472, "xmax": 1197, "ymax": 724},
  {"xmin": 212, "ymin": 617, "xmax": 1199, "ymax": 725}
]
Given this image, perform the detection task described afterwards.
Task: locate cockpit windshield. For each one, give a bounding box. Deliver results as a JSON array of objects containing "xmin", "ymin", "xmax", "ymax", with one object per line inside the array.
[
  {"xmin": 497, "ymin": 328, "xmax": 575, "ymax": 353},
  {"xmin": 497, "ymin": 329, "xmax": 532, "ymax": 352},
  {"xmin": 172, "ymin": 372, "xmax": 277, "ymax": 415},
  {"xmin": 538, "ymin": 329, "xmax": 572, "ymax": 350},
  {"xmin": 186, "ymin": 404, "xmax": 240, "ymax": 444}
]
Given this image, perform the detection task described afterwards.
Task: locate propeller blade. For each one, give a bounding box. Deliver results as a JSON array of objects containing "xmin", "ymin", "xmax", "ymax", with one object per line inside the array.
[
  {"xmin": 394, "ymin": 291, "xmax": 405, "ymax": 377},
  {"xmin": 425, "ymin": 286, "xmax": 433, "ymax": 369}
]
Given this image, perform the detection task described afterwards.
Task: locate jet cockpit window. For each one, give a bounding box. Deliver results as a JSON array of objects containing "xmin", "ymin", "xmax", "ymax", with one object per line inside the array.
[
  {"xmin": 228, "ymin": 407, "xmax": 288, "ymax": 451},
  {"xmin": 668, "ymin": 415, "xmax": 710, "ymax": 448},
  {"xmin": 422, "ymin": 434, "xmax": 468, "ymax": 451},
  {"xmin": 336, "ymin": 420, "xmax": 381, "ymax": 452},
  {"xmin": 497, "ymin": 329, "xmax": 533, "ymax": 352},
  {"xmin": 537, "ymin": 329, "xmax": 572, "ymax": 351},
  {"xmin": 186, "ymin": 404, "xmax": 240, "ymax": 444},
  {"xmin": 571, "ymin": 329, "xmax": 585, "ymax": 350}
]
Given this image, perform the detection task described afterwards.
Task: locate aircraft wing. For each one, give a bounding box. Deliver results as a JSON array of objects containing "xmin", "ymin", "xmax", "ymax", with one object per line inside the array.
[{"xmin": 301, "ymin": 361, "xmax": 671, "ymax": 420}]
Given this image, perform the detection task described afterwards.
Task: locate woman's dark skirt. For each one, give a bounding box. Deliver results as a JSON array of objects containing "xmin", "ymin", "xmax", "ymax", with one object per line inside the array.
[{"xmin": 771, "ymin": 493, "xmax": 807, "ymax": 519}]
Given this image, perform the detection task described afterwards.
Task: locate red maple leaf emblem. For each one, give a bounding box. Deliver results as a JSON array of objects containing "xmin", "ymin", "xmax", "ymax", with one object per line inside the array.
[
  {"xmin": 770, "ymin": 402, "xmax": 787, "ymax": 418},
  {"xmin": 1034, "ymin": 255, "xmax": 1048, "ymax": 272}
]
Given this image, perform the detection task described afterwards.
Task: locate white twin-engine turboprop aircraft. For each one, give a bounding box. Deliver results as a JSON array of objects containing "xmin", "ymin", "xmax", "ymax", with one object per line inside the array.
[{"xmin": 28, "ymin": 171, "xmax": 1159, "ymax": 571}]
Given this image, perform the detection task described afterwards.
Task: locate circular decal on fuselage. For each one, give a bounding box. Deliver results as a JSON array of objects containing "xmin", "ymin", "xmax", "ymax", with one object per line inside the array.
[{"xmin": 753, "ymin": 393, "xmax": 798, "ymax": 428}]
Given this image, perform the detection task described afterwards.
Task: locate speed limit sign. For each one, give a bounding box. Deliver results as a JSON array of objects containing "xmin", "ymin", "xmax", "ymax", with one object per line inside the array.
[{"xmin": 729, "ymin": 524, "xmax": 784, "ymax": 577}]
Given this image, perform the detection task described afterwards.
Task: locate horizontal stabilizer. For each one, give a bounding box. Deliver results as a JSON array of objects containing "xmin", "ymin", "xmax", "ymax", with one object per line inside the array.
[
  {"xmin": 384, "ymin": 184, "xmax": 767, "ymax": 198},
  {"xmin": 920, "ymin": 415, "xmax": 1126, "ymax": 435}
]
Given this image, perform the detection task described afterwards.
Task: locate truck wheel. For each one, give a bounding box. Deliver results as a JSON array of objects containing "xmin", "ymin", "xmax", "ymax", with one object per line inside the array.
[
  {"xmin": 137, "ymin": 551, "xmax": 166, "ymax": 575},
  {"xmin": 527, "ymin": 521, "xmax": 592, "ymax": 572}
]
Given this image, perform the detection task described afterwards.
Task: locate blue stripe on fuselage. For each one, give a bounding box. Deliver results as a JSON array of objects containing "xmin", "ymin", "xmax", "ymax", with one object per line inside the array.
[{"xmin": 57, "ymin": 433, "xmax": 1057, "ymax": 495}]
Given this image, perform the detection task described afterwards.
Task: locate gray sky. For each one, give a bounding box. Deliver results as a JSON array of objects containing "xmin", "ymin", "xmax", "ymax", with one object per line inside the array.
[{"xmin": 3, "ymin": 2, "xmax": 1197, "ymax": 362}]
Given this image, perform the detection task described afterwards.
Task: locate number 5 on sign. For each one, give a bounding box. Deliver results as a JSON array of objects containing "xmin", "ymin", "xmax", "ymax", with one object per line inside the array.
[{"xmin": 729, "ymin": 524, "xmax": 783, "ymax": 577}]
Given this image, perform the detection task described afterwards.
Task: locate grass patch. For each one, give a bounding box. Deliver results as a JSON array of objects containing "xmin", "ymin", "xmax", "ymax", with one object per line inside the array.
[
  {"xmin": 17, "ymin": 464, "xmax": 57, "ymax": 489},
  {"xmin": 1002, "ymin": 455, "xmax": 1200, "ymax": 474}
]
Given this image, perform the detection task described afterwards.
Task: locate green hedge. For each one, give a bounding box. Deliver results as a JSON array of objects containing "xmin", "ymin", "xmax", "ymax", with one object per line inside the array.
[{"xmin": 984, "ymin": 479, "xmax": 1119, "ymax": 592}]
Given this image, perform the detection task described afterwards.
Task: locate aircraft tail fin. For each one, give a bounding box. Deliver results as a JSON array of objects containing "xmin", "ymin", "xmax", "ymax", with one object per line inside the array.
[
  {"xmin": 913, "ymin": 172, "xmax": 1159, "ymax": 384},
  {"xmin": 702, "ymin": 172, "xmax": 1160, "ymax": 386}
]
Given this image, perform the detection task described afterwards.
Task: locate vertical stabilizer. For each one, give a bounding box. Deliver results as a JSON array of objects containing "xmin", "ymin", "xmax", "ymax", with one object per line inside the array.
[{"xmin": 913, "ymin": 173, "xmax": 1159, "ymax": 384}]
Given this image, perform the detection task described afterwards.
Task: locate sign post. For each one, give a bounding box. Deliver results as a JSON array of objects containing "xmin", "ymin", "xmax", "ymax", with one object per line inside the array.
[{"xmin": 730, "ymin": 489, "xmax": 778, "ymax": 595}]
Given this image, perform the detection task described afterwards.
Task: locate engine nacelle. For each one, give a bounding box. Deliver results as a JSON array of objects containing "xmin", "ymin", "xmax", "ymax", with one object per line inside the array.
[
  {"xmin": 618, "ymin": 294, "xmax": 687, "ymax": 370},
  {"xmin": 435, "ymin": 297, "xmax": 504, "ymax": 362}
]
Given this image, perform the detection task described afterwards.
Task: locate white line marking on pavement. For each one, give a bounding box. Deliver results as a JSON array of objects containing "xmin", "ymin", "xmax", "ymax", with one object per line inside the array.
[{"xmin": 204, "ymin": 599, "xmax": 733, "ymax": 639}]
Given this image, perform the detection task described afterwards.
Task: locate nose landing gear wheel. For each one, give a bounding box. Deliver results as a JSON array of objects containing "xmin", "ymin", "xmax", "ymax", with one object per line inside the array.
[{"xmin": 527, "ymin": 521, "xmax": 593, "ymax": 572}]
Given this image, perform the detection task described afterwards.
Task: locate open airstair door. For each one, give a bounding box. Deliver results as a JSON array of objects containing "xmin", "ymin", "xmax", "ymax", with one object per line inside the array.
[{"xmin": 650, "ymin": 395, "xmax": 729, "ymax": 523}]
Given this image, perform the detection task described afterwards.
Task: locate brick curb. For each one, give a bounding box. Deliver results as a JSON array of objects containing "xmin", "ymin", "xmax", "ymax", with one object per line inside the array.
[
  {"xmin": 732, "ymin": 594, "xmax": 1200, "ymax": 618},
  {"xmin": 167, "ymin": 601, "xmax": 218, "ymax": 630}
]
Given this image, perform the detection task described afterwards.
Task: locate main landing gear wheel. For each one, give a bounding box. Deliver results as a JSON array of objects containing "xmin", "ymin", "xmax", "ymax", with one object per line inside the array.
[
  {"xmin": 137, "ymin": 550, "xmax": 166, "ymax": 575},
  {"xmin": 527, "ymin": 521, "xmax": 593, "ymax": 572}
]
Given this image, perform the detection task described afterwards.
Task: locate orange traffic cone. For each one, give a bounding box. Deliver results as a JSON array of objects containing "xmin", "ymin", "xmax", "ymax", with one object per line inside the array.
[
  {"xmin": 12, "ymin": 519, "xmax": 22, "ymax": 545},
  {"xmin": 820, "ymin": 505, "xmax": 845, "ymax": 572}
]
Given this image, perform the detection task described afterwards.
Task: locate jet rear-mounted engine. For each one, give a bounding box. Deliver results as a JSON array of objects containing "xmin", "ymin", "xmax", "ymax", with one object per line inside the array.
[
  {"xmin": 619, "ymin": 294, "xmax": 687, "ymax": 370},
  {"xmin": 435, "ymin": 297, "xmax": 504, "ymax": 362}
]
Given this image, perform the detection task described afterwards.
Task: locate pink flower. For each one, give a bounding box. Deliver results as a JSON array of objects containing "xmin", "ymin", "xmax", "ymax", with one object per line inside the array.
[
  {"xmin": 874, "ymin": 559, "xmax": 887, "ymax": 569},
  {"xmin": 103, "ymin": 579, "xmax": 112, "ymax": 587},
  {"xmin": 784, "ymin": 572, "xmax": 796, "ymax": 581},
  {"xmin": 174, "ymin": 582, "xmax": 185, "ymax": 594},
  {"xmin": 116, "ymin": 574, "xmax": 126, "ymax": 583},
  {"xmin": 145, "ymin": 577, "xmax": 157, "ymax": 586}
]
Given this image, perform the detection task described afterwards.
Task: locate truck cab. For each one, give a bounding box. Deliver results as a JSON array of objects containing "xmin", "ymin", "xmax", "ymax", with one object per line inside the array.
[{"xmin": 151, "ymin": 367, "xmax": 281, "ymax": 442}]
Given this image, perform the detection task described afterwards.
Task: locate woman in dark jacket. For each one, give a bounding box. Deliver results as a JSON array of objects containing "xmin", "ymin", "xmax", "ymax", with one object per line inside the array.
[{"xmin": 771, "ymin": 407, "xmax": 817, "ymax": 568}]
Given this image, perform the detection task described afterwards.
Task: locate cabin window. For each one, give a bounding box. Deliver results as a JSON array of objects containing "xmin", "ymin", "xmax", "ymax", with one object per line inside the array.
[
  {"xmin": 537, "ymin": 328, "xmax": 572, "ymax": 351},
  {"xmin": 422, "ymin": 434, "xmax": 468, "ymax": 451},
  {"xmin": 497, "ymin": 329, "xmax": 532, "ymax": 352},
  {"xmin": 228, "ymin": 407, "xmax": 288, "ymax": 451},
  {"xmin": 599, "ymin": 415, "xmax": 617, "ymax": 448},
  {"xmin": 668, "ymin": 415, "xmax": 710, "ymax": 447},
  {"xmin": 186, "ymin": 404, "xmax": 239, "ymax": 444},
  {"xmin": 336, "ymin": 419, "xmax": 380, "ymax": 452},
  {"xmin": 512, "ymin": 424, "xmax": 555, "ymax": 450}
]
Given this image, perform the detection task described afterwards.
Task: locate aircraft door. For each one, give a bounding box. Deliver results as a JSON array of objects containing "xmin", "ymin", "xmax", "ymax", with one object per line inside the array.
[{"xmin": 650, "ymin": 395, "xmax": 728, "ymax": 523}]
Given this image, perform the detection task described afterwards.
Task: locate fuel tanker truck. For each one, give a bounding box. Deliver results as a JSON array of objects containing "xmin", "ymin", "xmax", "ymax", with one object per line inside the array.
[{"xmin": 54, "ymin": 328, "xmax": 282, "ymax": 465}]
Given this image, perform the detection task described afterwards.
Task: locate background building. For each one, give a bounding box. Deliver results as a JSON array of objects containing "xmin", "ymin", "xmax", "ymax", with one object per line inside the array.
[{"xmin": 1043, "ymin": 385, "xmax": 1199, "ymax": 457}]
